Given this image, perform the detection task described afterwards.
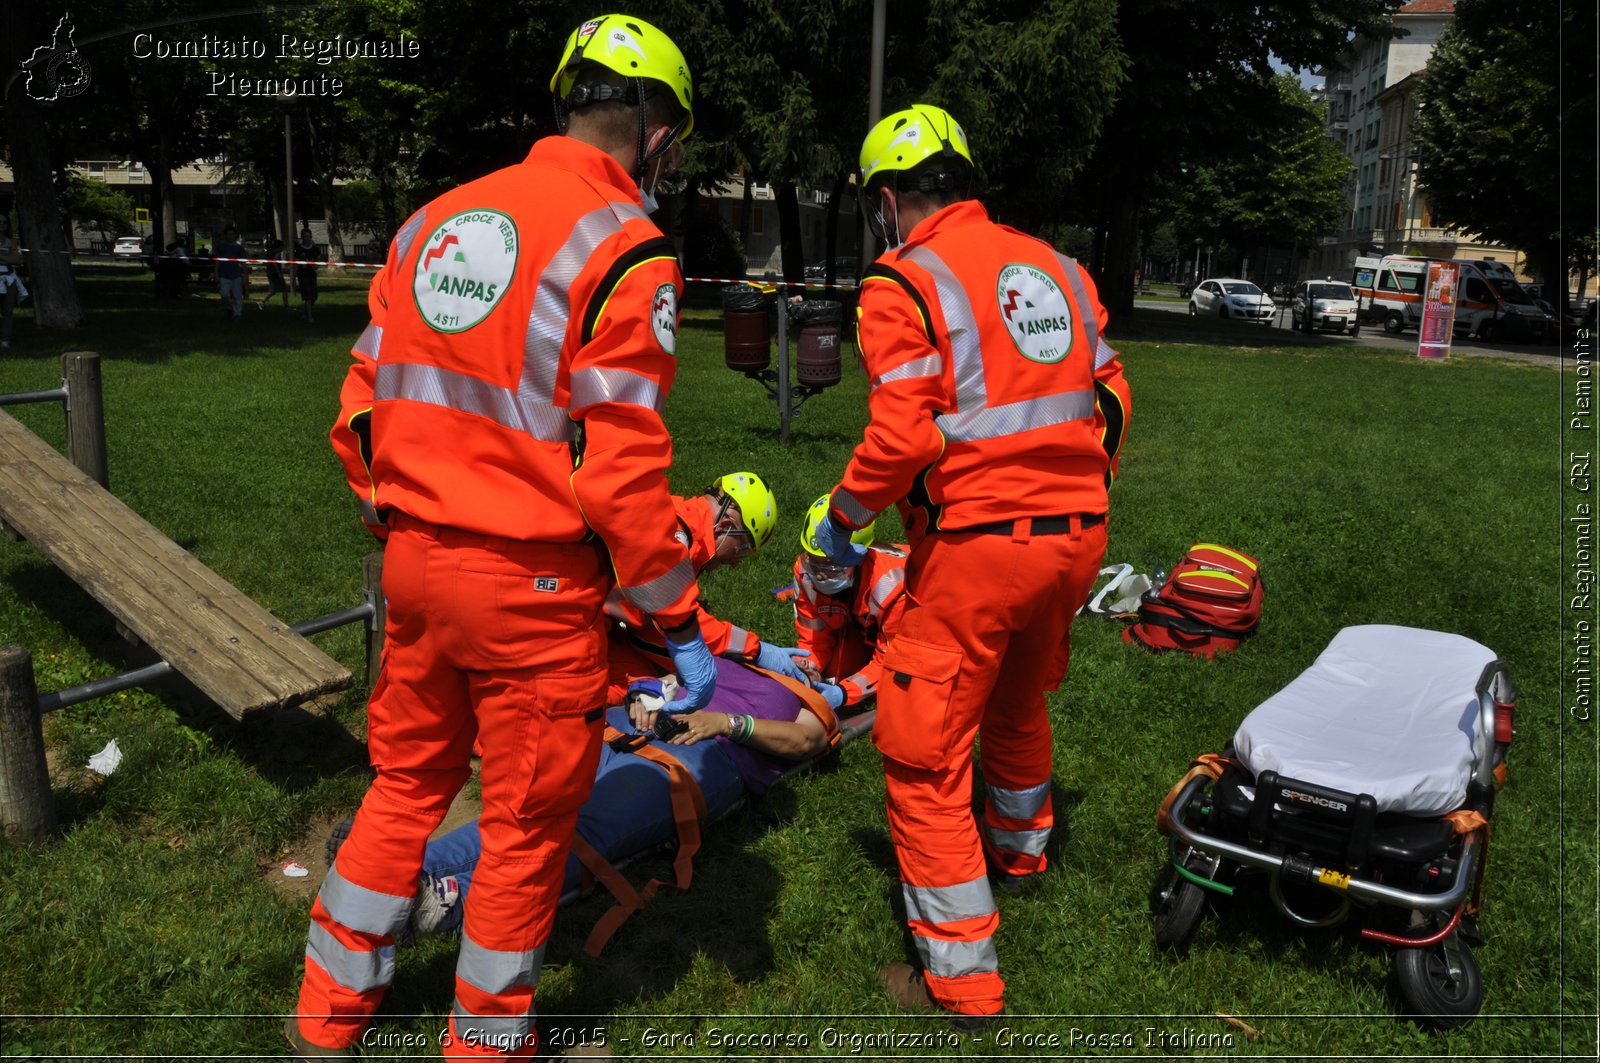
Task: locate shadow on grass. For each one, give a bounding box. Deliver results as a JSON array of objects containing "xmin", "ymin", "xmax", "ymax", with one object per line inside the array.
[{"xmin": 6, "ymin": 270, "xmax": 372, "ymax": 366}]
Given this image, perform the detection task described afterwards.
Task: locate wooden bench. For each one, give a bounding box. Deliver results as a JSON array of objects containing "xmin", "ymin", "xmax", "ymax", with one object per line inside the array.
[{"xmin": 0, "ymin": 407, "xmax": 352, "ymax": 719}]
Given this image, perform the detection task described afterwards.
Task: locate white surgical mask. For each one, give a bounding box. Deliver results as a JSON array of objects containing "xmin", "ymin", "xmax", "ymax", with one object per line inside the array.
[{"xmin": 638, "ymin": 180, "xmax": 660, "ymax": 214}]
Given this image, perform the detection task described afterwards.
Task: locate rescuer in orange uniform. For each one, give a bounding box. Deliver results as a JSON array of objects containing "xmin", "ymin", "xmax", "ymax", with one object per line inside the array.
[
  {"xmin": 604, "ymin": 471, "xmax": 813, "ymax": 699},
  {"xmin": 809, "ymin": 104, "xmax": 1132, "ymax": 1025},
  {"xmin": 288, "ymin": 15, "xmax": 708, "ymax": 1060},
  {"xmin": 790, "ymin": 494, "xmax": 908, "ymax": 712}
]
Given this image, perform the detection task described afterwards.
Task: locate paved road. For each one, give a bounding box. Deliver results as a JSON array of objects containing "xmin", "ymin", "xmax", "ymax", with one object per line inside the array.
[{"xmin": 1133, "ymin": 297, "xmax": 1566, "ymax": 367}]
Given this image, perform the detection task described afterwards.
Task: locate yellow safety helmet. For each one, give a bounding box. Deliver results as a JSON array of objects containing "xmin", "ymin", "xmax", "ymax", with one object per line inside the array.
[
  {"xmin": 551, "ymin": 14, "xmax": 694, "ymax": 138},
  {"xmin": 799, "ymin": 494, "xmax": 876, "ymax": 558},
  {"xmin": 858, "ymin": 103, "xmax": 972, "ymax": 193},
  {"xmin": 712, "ymin": 471, "xmax": 777, "ymax": 550}
]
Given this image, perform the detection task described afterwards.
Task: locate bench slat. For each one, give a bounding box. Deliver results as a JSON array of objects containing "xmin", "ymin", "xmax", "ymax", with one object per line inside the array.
[{"xmin": 0, "ymin": 410, "xmax": 352, "ymax": 717}]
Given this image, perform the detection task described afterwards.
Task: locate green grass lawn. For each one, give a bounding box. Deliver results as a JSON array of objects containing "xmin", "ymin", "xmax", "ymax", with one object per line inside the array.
[{"xmin": 0, "ymin": 269, "xmax": 1593, "ymax": 1058}]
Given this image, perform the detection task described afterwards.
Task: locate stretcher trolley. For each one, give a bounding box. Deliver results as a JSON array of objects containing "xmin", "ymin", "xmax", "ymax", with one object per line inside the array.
[{"xmin": 1154, "ymin": 626, "xmax": 1516, "ymax": 1028}]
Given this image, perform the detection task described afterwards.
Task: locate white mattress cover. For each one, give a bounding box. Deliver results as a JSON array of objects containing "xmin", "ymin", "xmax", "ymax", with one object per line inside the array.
[{"xmin": 1233, "ymin": 626, "xmax": 1496, "ymax": 816}]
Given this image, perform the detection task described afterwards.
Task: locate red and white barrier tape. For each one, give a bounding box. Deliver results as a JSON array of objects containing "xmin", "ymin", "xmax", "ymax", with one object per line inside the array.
[
  {"xmin": 17, "ymin": 250, "xmax": 859, "ymax": 286},
  {"xmin": 18, "ymin": 247, "xmax": 380, "ymax": 269}
]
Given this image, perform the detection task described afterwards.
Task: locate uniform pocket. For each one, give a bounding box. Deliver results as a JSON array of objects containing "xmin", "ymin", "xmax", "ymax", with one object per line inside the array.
[
  {"xmin": 871, "ymin": 635, "xmax": 963, "ymax": 770},
  {"xmin": 512, "ymin": 666, "xmax": 608, "ymax": 819}
]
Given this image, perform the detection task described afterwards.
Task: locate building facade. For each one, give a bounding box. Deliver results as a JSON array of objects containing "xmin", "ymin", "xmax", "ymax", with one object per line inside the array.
[{"xmin": 1310, "ymin": 0, "xmax": 1528, "ymax": 280}]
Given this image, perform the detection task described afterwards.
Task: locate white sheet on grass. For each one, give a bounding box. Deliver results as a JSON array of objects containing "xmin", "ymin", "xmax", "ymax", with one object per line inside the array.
[{"xmin": 1233, "ymin": 625, "xmax": 1497, "ymax": 816}]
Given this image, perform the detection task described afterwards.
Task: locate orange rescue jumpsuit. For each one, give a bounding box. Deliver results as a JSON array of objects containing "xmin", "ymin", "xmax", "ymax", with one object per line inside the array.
[
  {"xmin": 602, "ymin": 494, "xmax": 764, "ymax": 701},
  {"xmin": 791, "ymin": 546, "xmax": 908, "ymax": 707},
  {"xmin": 828, "ymin": 199, "xmax": 1131, "ymax": 1017},
  {"xmin": 296, "ymin": 135, "xmax": 700, "ymax": 1059}
]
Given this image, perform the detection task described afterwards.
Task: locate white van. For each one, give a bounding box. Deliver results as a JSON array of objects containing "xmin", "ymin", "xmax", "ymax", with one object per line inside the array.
[{"xmin": 1351, "ymin": 255, "xmax": 1552, "ymax": 341}]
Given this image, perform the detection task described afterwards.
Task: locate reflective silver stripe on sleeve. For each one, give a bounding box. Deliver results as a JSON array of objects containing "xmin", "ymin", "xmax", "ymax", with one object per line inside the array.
[
  {"xmin": 1094, "ymin": 336, "xmax": 1120, "ymax": 370},
  {"xmin": 901, "ymin": 876, "xmax": 996, "ymax": 926},
  {"xmin": 353, "ymin": 322, "xmax": 383, "ymax": 361},
  {"xmin": 845, "ymin": 670, "xmax": 876, "ymax": 697},
  {"xmin": 872, "ymin": 353, "xmax": 943, "ymax": 391},
  {"xmin": 830, "ymin": 489, "xmax": 877, "ymax": 529},
  {"xmin": 1056, "ymin": 252, "xmax": 1099, "ymax": 355},
  {"xmin": 318, "ymin": 866, "xmax": 414, "ymax": 938},
  {"xmin": 520, "ymin": 206, "xmax": 633, "ymax": 440},
  {"xmin": 904, "ymin": 247, "xmax": 985, "ymax": 411},
  {"xmin": 568, "ymin": 365, "xmax": 664, "ymax": 413},
  {"xmin": 938, "ymin": 388, "xmax": 1096, "ymax": 444},
  {"xmin": 985, "ymin": 825, "xmax": 1050, "ymax": 857},
  {"xmin": 305, "ymin": 923, "xmax": 394, "ymax": 993},
  {"xmin": 375, "ymin": 361, "xmax": 573, "ymax": 442},
  {"xmin": 393, "ymin": 209, "xmax": 427, "ymax": 264},
  {"xmin": 987, "ymin": 780, "xmax": 1051, "ymax": 821},
  {"xmin": 916, "ymin": 935, "xmax": 1000, "ymax": 980},
  {"xmin": 622, "ymin": 556, "xmax": 696, "ymax": 616},
  {"xmin": 868, "ymin": 569, "xmax": 905, "ymax": 619},
  {"xmin": 456, "ymin": 935, "xmax": 545, "ymax": 995},
  {"xmin": 725, "ymin": 625, "xmax": 752, "ymax": 653}
]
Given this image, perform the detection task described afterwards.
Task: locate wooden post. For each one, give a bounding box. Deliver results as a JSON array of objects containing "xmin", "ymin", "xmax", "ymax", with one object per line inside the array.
[
  {"xmin": 61, "ymin": 351, "xmax": 108, "ymax": 489},
  {"xmin": 0, "ymin": 646, "xmax": 57, "ymax": 843},
  {"xmin": 362, "ymin": 552, "xmax": 385, "ymax": 690}
]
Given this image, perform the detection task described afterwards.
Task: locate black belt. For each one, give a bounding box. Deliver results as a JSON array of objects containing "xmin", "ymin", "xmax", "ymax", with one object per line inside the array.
[{"xmin": 956, "ymin": 512, "xmax": 1105, "ymax": 536}]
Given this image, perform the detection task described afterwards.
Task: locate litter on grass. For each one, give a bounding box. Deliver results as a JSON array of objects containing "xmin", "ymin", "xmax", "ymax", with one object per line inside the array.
[{"xmin": 86, "ymin": 739, "xmax": 122, "ymax": 776}]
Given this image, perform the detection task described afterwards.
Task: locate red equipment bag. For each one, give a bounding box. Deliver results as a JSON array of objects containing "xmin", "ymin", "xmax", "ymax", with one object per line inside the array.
[{"xmin": 1123, "ymin": 544, "xmax": 1262, "ymax": 658}]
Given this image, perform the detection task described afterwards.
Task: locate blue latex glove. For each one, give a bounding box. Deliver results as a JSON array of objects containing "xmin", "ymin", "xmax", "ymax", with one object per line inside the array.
[
  {"xmin": 811, "ymin": 511, "xmax": 868, "ymax": 567},
  {"xmin": 662, "ymin": 628, "xmax": 716, "ymax": 714},
  {"xmin": 753, "ymin": 641, "xmax": 809, "ymax": 683},
  {"xmin": 814, "ymin": 681, "xmax": 846, "ymax": 711}
]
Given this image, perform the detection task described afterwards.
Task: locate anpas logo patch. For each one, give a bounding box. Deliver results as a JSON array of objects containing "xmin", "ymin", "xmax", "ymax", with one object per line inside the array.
[
  {"xmin": 651, "ymin": 283, "xmax": 679, "ymax": 354},
  {"xmin": 996, "ymin": 263, "xmax": 1073, "ymax": 364},
  {"xmin": 413, "ymin": 209, "xmax": 518, "ymax": 334}
]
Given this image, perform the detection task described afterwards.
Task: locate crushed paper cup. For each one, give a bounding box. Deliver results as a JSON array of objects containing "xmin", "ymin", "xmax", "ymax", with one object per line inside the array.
[
  {"xmin": 281, "ymin": 861, "xmax": 310, "ymax": 878},
  {"xmin": 86, "ymin": 739, "xmax": 123, "ymax": 776}
]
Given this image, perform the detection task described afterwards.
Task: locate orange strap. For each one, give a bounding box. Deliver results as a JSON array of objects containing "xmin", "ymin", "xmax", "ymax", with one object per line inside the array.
[
  {"xmin": 575, "ymin": 734, "xmax": 709, "ymax": 956},
  {"xmin": 1157, "ymin": 753, "xmax": 1232, "ymax": 835},
  {"xmin": 751, "ymin": 665, "xmax": 842, "ymax": 751}
]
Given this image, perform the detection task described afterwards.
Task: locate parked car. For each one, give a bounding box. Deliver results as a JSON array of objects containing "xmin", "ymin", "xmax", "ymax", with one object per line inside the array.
[
  {"xmin": 803, "ymin": 256, "xmax": 858, "ymax": 282},
  {"xmin": 1188, "ymin": 278, "xmax": 1275, "ymax": 322},
  {"xmin": 1291, "ymin": 279, "xmax": 1361, "ymax": 336},
  {"xmin": 112, "ymin": 235, "xmax": 146, "ymax": 259}
]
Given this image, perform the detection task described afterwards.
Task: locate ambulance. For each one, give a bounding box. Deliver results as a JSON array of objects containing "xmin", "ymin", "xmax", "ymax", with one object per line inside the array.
[{"xmin": 1351, "ymin": 255, "xmax": 1553, "ymax": 342}]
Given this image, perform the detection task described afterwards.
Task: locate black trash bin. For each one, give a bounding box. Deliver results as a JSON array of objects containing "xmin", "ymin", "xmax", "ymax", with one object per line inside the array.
[
  {"xmin": 791, "ymin": 299, "xmax": 844, "ymax": 388},
  {"xmin": 722, "ymin": 284, "xmax": 775, "ymax": 372}
]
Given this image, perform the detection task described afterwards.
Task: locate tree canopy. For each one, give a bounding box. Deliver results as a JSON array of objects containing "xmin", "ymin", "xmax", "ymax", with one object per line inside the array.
[{"xmin": 1412, "ymin": 0, "xmax": 1590, "ymax": 303}]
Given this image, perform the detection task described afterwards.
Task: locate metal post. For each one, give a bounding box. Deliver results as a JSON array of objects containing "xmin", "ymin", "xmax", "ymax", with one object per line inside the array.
[
  {"xmin": 362, "ymin": 551, "xmax": 385, "ymax": 690},
  {"xmin": 0, "ymin": 646, "xmax": 57, "ymax": 843},
  {"xmin": 285, "ymin": 114, "xmax": 295, "ymax": 295},
  {"xmin": 859, "ymin": 0, "xmax": 887, "ymax": 266},
  {"xmin": 61, "ymin": 352, "xmax": 108, "ymax": 489},
  {"xmin": 777, "ymin": 297, "xmax": 791, "ymax": 444}
]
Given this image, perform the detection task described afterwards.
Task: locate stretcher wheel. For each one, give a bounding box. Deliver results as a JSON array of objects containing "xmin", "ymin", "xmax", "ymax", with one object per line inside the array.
[
  {"xmin": 1154, "ymin": 857, "xmax": 1209, "ymax": 950},
  {"xmin": 1394, "ymin": 935, "xmax": 1483, "ymax": 1029}
]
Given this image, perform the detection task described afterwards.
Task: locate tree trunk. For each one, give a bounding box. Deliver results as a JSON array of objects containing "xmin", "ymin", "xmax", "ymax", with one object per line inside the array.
[
  {"xmin": 306, "ymin": 114, "xmax": 345, "ymax": 261},
  {"xmin": 1096, "ymin": 183, "xmax": 1141, "ymax": 328},
  {"xmin": 1, "ymin": 87, "xmax": 82, "ymax": 327},
  {"xmin": 823, "ymin": 170, "xmax": 849, "ymax": 285},
  {"xmin": 775, "ymin": 182, "xmax": 804, "ymax": 285},
  {"xmin": 739, "ymin": 172, "xmax": 755, "ymax": 267}
]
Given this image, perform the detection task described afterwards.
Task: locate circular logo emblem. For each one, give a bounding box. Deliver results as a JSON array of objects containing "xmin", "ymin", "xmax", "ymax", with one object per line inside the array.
[
  {"xmin": 413, "ymin": 209, "xmax": 518, "ymax": 334},
  {"xmin": 47, "ymin": 51, "xmax": 92, "ymax": 99},
  {"xmin": 996, "ymin": 263, "xmax": 1074, "ymax": 364},
  {"xmin": 651, "ymin": 283, "xmax": 678, "ymax": 354}
]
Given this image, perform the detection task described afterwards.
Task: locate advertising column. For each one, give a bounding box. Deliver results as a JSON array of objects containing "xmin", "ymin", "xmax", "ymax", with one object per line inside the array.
[{"xmin": 1416, "ymin": 261, "xmax": 1459, "ymax": 360}]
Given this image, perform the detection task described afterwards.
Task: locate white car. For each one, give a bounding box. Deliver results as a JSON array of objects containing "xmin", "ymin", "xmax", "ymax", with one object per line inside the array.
[
  {"xmin": 1188, "ymin": 278, "xmax": 1275, "ymax": 322},
  {"xmin": 1291, "ymin": 279, "xmax": 1361, "ymax": 336},
  {"xmin": 112, "ymin": 235, "xmax": 145, "ymax": 259}
]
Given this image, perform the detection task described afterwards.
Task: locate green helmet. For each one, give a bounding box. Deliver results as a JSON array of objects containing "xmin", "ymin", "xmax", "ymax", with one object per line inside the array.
[
  {"xmin": 858, "ymin": 103, "xmax": 972, "ymax": 193},
  {"xmin": 713, "ymin": 471, "xmax": 777, "ymax": 550},
  {"xmin": 799, "ymin": 494, "xmax": 876, "ymax": 558},
  {"xmin": 551, "ymin": 14, "xmax": 694, "ymax": 139}
]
